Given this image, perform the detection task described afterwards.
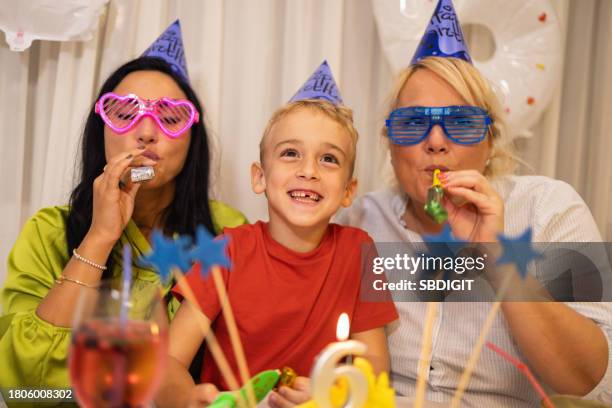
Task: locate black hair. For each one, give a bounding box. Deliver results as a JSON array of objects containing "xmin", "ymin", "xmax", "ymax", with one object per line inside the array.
[{"xmin": 66, "ymin": 56, "xmax": 215, "ymax": 278}]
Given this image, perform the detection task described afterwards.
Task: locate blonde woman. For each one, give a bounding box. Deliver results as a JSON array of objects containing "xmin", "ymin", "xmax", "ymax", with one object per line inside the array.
[{"xmin": 336, "ymin": 56, "xmax": 612, "ymax": 406}]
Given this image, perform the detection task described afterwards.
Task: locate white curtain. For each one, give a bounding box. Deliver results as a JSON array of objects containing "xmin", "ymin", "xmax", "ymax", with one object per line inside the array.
[{"xmin": 1, "ymin": 0, "xmax": 611, "ymax": 288}]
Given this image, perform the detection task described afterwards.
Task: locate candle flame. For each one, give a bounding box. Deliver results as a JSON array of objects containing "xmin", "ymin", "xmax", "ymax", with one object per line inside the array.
[{"xmin": 336, "ymin": 313, "xmax": 350, "ymax": 341}]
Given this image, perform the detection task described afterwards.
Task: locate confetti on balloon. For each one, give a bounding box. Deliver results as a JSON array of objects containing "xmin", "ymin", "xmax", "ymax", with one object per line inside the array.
[
  {"xmin": 536, "ymin": 63, "xmax": 545, "ymax": 70},
  {"xmin": 538, "ymin": 12, "xmax": 547, "ymax": 23},
  {"xmin": 527, "ymin": 97, "xmax": 536, "ymax": 105}
]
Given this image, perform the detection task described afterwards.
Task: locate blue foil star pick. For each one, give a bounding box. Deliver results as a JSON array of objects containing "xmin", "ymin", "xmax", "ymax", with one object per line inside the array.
[
  {"xmin": 423, "ymin": 224, "xmax": 467, "ymax": 256},
  {"xmin": 140, "ymin": 230, "xmax": 192, "ymax": 284},
  {"xmin": 421, "ymin": 224, "xmax": 467, "ymax": 280},
  {"xmin": 496, "ymin": 228, "xmax": 543, "ymax": 279},
  {"xmin": 187, "ymin": 225, "xmax": 231, "ymax": 278}
]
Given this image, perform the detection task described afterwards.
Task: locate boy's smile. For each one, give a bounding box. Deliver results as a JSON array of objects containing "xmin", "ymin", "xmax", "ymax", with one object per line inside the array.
[
  {"xmin": 251, "ymin": 107, "xmax": 357, "ymax": 251},
  {"xmin": 288, "ymin": 189, "xmax": 322, "ymax": 204}
]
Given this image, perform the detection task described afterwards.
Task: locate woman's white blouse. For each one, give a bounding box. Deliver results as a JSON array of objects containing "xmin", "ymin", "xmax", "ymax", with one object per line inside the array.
[{"xmin": 335, "ymin": 175, "xmax": 612, "ymax": 407}]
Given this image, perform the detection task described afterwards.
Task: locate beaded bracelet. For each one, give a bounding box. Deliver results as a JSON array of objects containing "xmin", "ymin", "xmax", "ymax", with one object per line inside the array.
[
  {"xmin": 56, "ymin": 274, "xmax": 100, "ymax": 289},
  {"xmin": 72, "ymin": 248, "xmax": 107, "ymax": 270}
]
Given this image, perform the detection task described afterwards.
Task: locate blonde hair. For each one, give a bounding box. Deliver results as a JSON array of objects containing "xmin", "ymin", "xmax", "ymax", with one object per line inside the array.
[
  {"xmin": 260, "ymin": 99, "xmax": 359, "ymax": 176},
  {"xmin": 383, "ymin": 57, "xmax": 518, "ymax": 178}
]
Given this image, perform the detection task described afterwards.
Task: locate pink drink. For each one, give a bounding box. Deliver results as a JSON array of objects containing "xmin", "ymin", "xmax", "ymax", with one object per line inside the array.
[{"xmin": 69, "ymin": 319, "xmax": 168, "ymax": 408}]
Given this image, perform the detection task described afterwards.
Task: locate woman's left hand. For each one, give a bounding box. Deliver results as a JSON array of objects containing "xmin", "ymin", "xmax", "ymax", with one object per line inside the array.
[
  {"xmin": 268, "ymin": 377, "xmax": 311, "ymax": 408},
  {"xmin": 439, "ymin": 170, "xmax": 504, "ymax": 242}
]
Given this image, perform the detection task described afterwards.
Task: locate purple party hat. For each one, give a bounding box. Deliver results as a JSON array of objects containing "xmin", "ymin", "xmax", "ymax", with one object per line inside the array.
[
  {"xmin": 410, "ymin": 0, "xmax": 472, "ymax": 65},
  {"xmin": 289, "ymin": 60, "xmax": 343, "ymax": 105},
  {"xmin": 141, "ymin": 20, "xmax": 190, "ymax": 82}
]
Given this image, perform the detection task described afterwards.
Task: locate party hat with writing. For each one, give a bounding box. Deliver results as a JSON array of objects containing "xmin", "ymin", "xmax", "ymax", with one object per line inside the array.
[
  {"xmin": 141, "ymin": 20, "xmax": 190, "ymax": 82},
  {"xmin": 289, "ymin": 60, "xmax": 343, "ymax": 105},
  {"xmin": 411, "ymin": 0, "xmax": 472, "ymax": 65}
]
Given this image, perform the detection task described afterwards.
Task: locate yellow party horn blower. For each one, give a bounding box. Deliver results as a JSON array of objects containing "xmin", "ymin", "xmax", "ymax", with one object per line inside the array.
[{"xmin": 424, "ymin": 169, "xmax": 448, "ymax": 224}]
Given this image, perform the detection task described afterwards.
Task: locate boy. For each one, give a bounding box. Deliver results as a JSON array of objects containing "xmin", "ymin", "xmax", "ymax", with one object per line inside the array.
[{"xmin": 157, "ymin": 62, "xmax": 398, "ymax": 408}]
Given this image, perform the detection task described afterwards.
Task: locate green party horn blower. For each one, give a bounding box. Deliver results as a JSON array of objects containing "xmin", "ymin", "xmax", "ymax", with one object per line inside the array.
[
  {"xmin": 208, "ymin": 369, "xmax": 281, "ymax": 408},
  {"xmin": 424, "ymin": 169, "xmax": 448, "ymax": 224}
]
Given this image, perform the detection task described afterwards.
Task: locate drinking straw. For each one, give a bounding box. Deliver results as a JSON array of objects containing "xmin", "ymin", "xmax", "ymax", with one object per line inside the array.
[
  {"xmin": 486, "ymin": 342, "xmax": 554, "ymax": 408},
  {"xmin": 112, "ymin": 244, "xmax": 132, "ymax": 406},
  {"xmin": 120, "ymin": 244, "xmax": 132, "ymax": 326}
]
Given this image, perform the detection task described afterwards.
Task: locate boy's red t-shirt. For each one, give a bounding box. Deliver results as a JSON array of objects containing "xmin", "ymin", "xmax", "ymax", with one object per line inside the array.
[{"xmin": 173, "ymin": 221, "xmax": 397, "ymax": 390}]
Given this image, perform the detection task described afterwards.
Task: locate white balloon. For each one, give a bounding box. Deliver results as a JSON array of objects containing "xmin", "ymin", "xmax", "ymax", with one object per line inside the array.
[
  {"xmin": 0, "ymin": 0, "xmax": 109, "ymax": 52},
  {"xmin": 372, "ymin": 0, "xmax": 563, "ymax": 139}
]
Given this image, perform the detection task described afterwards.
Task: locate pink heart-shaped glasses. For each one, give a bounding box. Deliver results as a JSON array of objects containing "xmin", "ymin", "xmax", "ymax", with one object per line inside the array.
[{"xmin": 95, "ymin": 92, "xmax": 200, "ymax": 138}]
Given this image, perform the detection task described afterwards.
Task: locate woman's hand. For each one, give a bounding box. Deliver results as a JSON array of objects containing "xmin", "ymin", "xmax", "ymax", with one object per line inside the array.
[
  {"xmin": 88, "ymin": 147, "xmax": 156, "ymax": 244},
  {"xmin": 268, "ymin": 377, "xmax": 311, "ymax": 408},
  {"xmin": 439, "ymin": 169, "xmax": 504, "ymax": 242}
]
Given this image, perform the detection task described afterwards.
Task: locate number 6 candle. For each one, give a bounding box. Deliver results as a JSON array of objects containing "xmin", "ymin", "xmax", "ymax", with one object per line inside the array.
[{"xmin": 309, "ymin": 313, "xmax": 368, "ymax": 408}]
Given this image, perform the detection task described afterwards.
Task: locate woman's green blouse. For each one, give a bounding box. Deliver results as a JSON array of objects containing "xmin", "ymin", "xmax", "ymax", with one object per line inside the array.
[{"xmin": 0, "ymin": 202, "xmax": 247, "ymax": 391}]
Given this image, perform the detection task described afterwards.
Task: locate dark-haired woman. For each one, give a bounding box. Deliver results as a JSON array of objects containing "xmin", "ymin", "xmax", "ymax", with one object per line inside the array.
[{"xmin": 0, "ymin": 57, "xmax": 246, "ymax": 388}]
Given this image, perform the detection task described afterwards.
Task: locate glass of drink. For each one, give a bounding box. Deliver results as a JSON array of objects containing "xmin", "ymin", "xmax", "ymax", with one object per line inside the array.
[{"xmin": 68, "ymin": 280, "xmax": 168, "ymax": 408}]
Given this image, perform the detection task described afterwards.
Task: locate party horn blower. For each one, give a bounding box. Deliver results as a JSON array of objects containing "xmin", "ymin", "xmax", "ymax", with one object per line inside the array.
[
  {"xmin": 424, "ymin": 169, "xmax": 448, "ymax": 224},
  {"xmin": 208, "ymin": 370, "xmax": 281, "ymax": 408}
]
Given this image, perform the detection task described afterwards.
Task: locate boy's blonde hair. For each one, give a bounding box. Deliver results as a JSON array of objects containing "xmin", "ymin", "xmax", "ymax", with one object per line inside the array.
[
  {"xmin": 383, "ymin": 57, "xmax": 518, "ymax": 178},
  {"xmin": 260, "ymin": 99, "xmax": 359, "ymax": 177}
]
